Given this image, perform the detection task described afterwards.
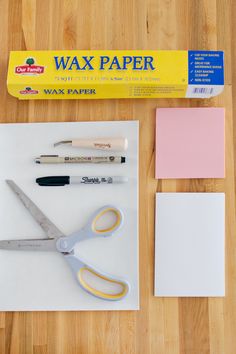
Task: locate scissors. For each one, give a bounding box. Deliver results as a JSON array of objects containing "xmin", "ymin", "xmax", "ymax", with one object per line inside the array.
[{"xmin": 0, "ymin": 180, "xmax": 130, "ymax": 301}]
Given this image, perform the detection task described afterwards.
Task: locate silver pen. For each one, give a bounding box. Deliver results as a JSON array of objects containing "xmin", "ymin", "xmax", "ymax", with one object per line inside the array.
[{"xmin": 35, "ymin": 155, "xmax": 126, "ymax": 164}]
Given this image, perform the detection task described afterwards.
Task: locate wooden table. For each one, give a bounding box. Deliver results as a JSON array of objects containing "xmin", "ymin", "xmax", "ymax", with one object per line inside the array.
[{"xmin": 0, "ymin": 1, "xmax": 235, "ymax": 353}]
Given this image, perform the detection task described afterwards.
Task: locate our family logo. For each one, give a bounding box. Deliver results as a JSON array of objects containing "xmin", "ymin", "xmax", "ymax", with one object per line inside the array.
[
  {"xmin": 19, "ymin": 87, "xmax": 39, "ymax": 95},
  {"xmin": 15, "ymin": 58, "xmax": 44, "ymax": 75}
]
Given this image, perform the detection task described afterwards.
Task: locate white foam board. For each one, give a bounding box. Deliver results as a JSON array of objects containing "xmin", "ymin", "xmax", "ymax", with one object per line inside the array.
[{"xmin": 0, "ymin": 121, "xmax": 139, "ymax": 311}]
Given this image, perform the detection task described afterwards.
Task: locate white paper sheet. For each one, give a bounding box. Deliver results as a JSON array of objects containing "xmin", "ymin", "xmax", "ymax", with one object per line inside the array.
[
  {"xmin": 0, "ymin": 121, "xmax": 139, "ymax": 311},
  {"xmin": 155, "ymin": 193, "xmax": 225, "ymax": 297}
]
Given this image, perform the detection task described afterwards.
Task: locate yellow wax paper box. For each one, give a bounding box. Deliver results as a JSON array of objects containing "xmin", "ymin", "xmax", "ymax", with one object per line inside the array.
[{"xmin": 7, "ymin": 50, "xmax": 224, "ymax": 99}]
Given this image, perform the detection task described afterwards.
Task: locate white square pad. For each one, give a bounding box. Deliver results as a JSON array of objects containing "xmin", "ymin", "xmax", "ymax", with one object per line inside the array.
[{"xmin": 155, "ymin": 193, "xmax": 225, "ymax": 297}]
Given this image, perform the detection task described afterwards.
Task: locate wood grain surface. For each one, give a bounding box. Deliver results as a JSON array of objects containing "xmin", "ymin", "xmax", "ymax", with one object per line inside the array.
[{"xmin": 0, "ymin": 0, "xmax": 235, "ymax": 353}]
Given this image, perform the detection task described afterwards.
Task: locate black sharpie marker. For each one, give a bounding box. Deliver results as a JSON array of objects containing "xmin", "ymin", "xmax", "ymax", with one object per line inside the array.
[{"xmin": 36, "ymin": 176, "xmax": 128, "ymax": 186}]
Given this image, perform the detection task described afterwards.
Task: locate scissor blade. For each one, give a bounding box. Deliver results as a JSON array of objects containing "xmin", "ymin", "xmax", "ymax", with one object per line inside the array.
[
  {"xmin": 6, "ymin": 180, "xmax": 65, "ymax": 239},
  {"xmin": 0, "ymin": 238, "xmax": 58, "ymax": 251}
]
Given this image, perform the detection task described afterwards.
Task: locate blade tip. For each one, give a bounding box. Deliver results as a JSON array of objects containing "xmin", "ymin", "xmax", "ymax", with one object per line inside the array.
[
  {"xmin": 54, "ymin": 141, "xmax": 63, "ymax": 147},
  {"xmin": 54, "ymin": 140, "xmax": 71, "ymax": 147}
]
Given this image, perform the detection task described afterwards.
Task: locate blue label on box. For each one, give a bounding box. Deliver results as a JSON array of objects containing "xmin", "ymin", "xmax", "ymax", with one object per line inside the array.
[{"xmin": 188, "ymin": 51, "xmax": 224, "ymax": 85}]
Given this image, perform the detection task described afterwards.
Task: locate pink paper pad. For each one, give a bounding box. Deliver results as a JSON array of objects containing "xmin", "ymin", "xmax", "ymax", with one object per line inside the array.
[{"xmin": 155, "ymin": 108, "xmax": 225, "ymax": 179}]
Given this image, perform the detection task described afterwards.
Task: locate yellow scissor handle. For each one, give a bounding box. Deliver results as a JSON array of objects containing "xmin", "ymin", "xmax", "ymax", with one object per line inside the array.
[
  {"xmin": 77, "ymin": 267, "xmax": 129, "ymax": 301},
  {"xmin": 91, "ymin": 206, "xmax": 123, "ymax": 235},
  {"xmin": 65, "ymin": 254, "xmax": 130, "ymax": 301}
]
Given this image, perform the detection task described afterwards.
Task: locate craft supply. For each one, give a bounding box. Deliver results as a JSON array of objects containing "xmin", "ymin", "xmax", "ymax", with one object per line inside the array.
[
  {"xmin": 155, "ymin": 193, "xmax": 225, "ymax": 297},
  {"xmin": 36, "ymin": 175, "xmax": 128, "ymax": 186},
  {"xmin": 35, "ymin": 155, "xmax": 126, "ymax": 164},
  {"xmin": 7, "ymin": 50, "xmax": 224, "ymax": 99},
  {"xmin": 0, "ymin": 180, "xmax": 130, "ymax": 301},
  {"xmin": 155, "ymin": 107, "xmax": 225, "ymax": 179},
  {"xmin": 54, "ymin": 137, "xmax": 128, "ymax": 151}
]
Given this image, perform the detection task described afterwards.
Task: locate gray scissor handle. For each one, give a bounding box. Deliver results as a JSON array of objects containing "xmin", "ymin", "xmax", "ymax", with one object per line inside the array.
[
  {"xmin": 64, "ymin": 254, "xmax": 130, "ymax": 301},
  {"xmin": 56, "ymin": 205, "xmax": 124, "ymax": 253}
]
